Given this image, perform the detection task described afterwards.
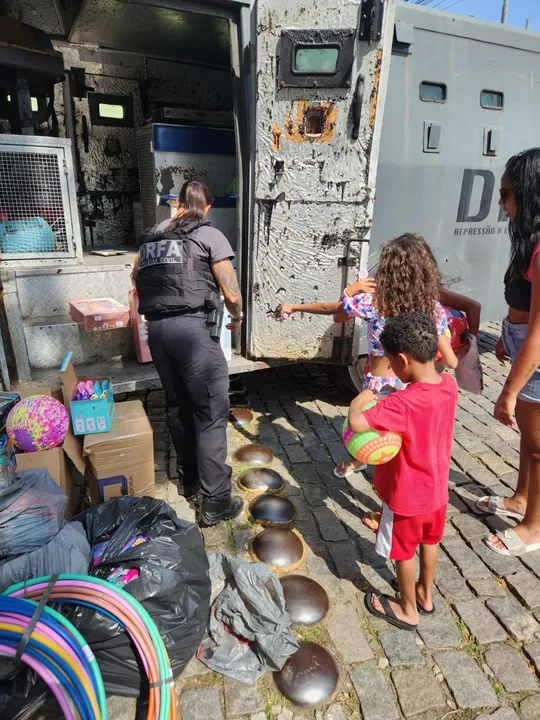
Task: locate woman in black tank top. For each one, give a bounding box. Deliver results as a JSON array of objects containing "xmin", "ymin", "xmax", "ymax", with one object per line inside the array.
[{"xmin": 477, "ymin": 148, "xmax": 540, "ymax": 556}]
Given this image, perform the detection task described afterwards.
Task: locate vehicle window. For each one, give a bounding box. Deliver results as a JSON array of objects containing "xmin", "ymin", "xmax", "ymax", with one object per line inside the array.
[
  {"xmin": 419, "ymin": 82, "xmax": 446, "ymax": 103},
  {"xmin": 481, "ymin": 90, "xmax": 503, "ymax": 110},
  {"xmin": 98, "ymin": 103, "xmax": 125, "ymax": 120},
  {"xmin": 6, "ymin": 96, "xmax": 40, "ymax": 112},
  {"xmin": 294, "ymin": 46, "xmax": 340, "ymax": 75},
  {"xmin": 88, "ymin": 93, "xmax": 134, "ymax": 127}
]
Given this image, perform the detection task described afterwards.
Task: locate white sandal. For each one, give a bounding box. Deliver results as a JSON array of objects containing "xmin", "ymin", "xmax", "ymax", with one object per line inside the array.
[
  {"xmin": 485, "ymin": 528, "xmax": 540, "ymax": 557},
  {"xmin": 476, "ymin": 495, "xmax": 525, "ymax": 521},
  {"xmin": 333, "ymin": 462, "xmax": 367, "ymax": 479}
]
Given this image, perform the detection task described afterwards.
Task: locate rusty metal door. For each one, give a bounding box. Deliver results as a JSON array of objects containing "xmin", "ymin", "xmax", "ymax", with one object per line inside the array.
[{"xmin": 248, "ymin": 0, "xmax": 396, "ymax": 362}]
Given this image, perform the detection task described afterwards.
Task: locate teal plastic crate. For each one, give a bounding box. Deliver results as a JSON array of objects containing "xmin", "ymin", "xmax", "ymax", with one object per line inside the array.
[{"xmin": 60, "ymin": 352, "xmax": 115, "ymax": 436}]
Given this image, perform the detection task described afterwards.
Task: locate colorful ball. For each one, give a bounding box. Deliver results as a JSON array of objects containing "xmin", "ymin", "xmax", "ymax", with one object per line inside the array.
[
  {"xmin": 6, "ymin": 395, "xmax": 69, "ymax": 452},
  {"xmin": 444, "ymin": 306, "xmax": 469, "ymax": 352},
  {"xmin": 342, "ymin": 401, "xmax": 402, "ymax": 466}
]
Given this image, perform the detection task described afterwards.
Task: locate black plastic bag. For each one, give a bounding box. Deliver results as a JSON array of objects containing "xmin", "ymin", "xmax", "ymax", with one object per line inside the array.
[
  {"xmin": 0, "ymin": 496, "xmax": 211, "ymax": 718},
  {"xmin": 68, "ymin": 496, "xmax": 211, "ymax": 696}
]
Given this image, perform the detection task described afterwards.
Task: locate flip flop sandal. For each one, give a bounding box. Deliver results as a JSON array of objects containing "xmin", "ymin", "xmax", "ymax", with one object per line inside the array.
[
  {"xmin": 333, "ymin": 462, "xmax": 367, "ymax": 479},
  {"xmin": 389, "ymin": 579, "xmax": 436, "ymax": 615},
  {"xmin": 476, "ymin": 495, "xmax": 525, "ymax": 521},
  {"xmin": 485, "ymin": 528, "xmax": 540, "ymax": 557},
  {"xmin": 364, "ymin": 592, "xmax": 417, "ymax": 631},
  {"xmin": 361, "ymin": 511, "xmax": 381, "ymax": 533}
]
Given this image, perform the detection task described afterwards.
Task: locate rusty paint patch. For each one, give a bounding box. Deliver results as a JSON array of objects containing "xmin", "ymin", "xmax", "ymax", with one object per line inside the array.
[
  {"xmin": 320, "ymin": 105, "xmax": 338, "ymax": 142},
  {"xmin": 369, "ymin": 49, "xmax": 383, "ymax": 129},
  {"xmin": 285, "ymin": 100, "xmax": 338, "ymax": 144},
  {"xmin": 271, "ymin": 124, "xmax": 282, "ymax": 152}
]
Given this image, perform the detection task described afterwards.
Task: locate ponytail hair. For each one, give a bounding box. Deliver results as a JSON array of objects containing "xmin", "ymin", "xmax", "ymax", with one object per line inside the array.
[{"xmin": 168, "ymin": 180, "xmax": 213, "ymax": 230}]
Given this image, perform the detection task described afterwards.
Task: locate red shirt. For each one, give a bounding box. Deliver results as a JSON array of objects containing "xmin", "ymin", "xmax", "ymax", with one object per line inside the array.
[{"xmin": 363, "ymin": 374, "xmax": 458, "ymax": 516}]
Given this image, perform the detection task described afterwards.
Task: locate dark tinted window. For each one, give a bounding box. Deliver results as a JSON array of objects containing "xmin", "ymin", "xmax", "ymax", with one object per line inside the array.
[
  {"xmin": 420, "ymin": 82, "xmax": 446, "ymax": 103},
  {"xmin": 481, "ymin": 90, "xmax": 503, "ymax": 110}
]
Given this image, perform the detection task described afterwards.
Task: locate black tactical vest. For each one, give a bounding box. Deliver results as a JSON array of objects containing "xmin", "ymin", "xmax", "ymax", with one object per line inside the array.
[{"xmin": 135, "ymin": 220, "xmax": 220, "ymax": 319}]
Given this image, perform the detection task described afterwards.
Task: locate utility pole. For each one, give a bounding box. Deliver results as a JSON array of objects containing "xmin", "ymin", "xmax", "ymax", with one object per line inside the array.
[{"xmin": 501, "ymin": 0, "xmax": 508, "ymax": 23}]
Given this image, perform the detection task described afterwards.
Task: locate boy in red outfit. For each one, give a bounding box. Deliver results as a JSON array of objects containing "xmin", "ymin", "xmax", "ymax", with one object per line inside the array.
[{"xmin": 348, "ymin": 312, "xmax": 458, "ymax": 631}]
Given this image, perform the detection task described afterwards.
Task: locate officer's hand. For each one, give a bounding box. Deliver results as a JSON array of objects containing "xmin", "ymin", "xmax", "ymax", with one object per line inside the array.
[{"xmin": 226, "ymin": 316, "xmax": 243, "ymax": 331}]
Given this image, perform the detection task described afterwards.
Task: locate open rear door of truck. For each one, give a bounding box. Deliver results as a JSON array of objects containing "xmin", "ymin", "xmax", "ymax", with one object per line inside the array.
[{"xmin": 248, "ymin": 0, "xmax": 396, "ymax": 363}]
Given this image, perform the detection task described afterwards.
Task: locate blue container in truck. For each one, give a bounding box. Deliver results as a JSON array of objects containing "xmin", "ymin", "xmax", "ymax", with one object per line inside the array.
[{"xmin": 0, "ymin": 218, "xmax": 55, "ymax": 253}]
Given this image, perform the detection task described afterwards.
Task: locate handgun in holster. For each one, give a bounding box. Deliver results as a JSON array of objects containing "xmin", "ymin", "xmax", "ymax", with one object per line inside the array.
[{"xmin": 206, "ymin": 296, "xmax": 225, "ymax": 340}]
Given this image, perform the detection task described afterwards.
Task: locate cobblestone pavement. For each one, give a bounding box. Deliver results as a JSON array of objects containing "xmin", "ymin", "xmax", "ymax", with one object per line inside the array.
[{"xmin": 113, "ymin": 322, "xmax": 540, "ymax": 720}]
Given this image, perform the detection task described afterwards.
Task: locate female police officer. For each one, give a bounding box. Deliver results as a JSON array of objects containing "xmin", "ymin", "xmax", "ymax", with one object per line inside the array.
[{"xmin": 132, "ymin": 180, "xmax": 243, "ymax": 527}]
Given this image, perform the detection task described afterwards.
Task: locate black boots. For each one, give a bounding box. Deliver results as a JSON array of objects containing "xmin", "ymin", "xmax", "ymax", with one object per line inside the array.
[
  {"xmin": 185, "ymin": 492, "xmax": 201, "ymax": 517},
  {"xmin": 199, "ymin": 495, "xmax": 244, "ymax": 527}
]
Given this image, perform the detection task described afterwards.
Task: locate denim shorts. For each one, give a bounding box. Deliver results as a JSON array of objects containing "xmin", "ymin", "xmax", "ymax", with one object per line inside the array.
[{"xmin": 502, "ymin": 317, "xmax": 540, "ymax": 403}]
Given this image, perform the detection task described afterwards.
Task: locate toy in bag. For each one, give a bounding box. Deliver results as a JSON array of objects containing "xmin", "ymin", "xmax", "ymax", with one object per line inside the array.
[
  {"xmin": 455, "ymin": 334, "xmax": 483, "ymax": 394},
  {"xmin": 73, "ymin": 497, "xmax": 211, "ymax": 695},
  {"xmin": 92, "ymin": 533, "xmax": 147, "ymax": 586}
]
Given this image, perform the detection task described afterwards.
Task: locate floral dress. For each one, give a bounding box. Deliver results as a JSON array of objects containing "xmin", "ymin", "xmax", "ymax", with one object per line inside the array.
[{"xmin": 342, "ymin": 292, "xmax": 448, "ymax": 392}]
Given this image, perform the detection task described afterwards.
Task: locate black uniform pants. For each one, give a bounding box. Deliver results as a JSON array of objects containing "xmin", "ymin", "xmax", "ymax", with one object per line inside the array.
[{"xmin": 147, "ymin": 315, "xmax": 232, "ymax": 501}]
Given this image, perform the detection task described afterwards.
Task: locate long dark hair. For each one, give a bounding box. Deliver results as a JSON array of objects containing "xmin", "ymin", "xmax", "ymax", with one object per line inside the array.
[
  {"xmin": 168, "ymin": 180, "xmax": 213, "ymax": 230},
  {"xmin": 504, "ymin": 148, "xmax": 540, "ymax": 281},
  {"xmin": 375, "ymin": 233, "xmax": 440, "ymax": 318}
]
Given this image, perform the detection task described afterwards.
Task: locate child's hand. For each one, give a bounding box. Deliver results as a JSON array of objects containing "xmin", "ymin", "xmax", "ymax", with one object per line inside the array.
[
  {"xmin": 359, "ymin": 277, "xmax": 376, "ymax": 293},
  {"xmin": 345, "ymin": 277, "xmax": 376, "ymax": 296},
  {"xmin": 348, "ymin": 389, "xmax": 376, "ymax": 432},
  {"xmin": 350, "ymin": 388, "xmax": 376, "ymax": 413},
  {"xmin": 278, "ymin": 304, "xmax": 294, "ymax": 320}
]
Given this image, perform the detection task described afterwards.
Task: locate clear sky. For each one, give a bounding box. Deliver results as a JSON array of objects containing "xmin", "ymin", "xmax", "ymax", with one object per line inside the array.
[{"xmin": 402, "ymin": 0, "xmax": 540, "ymax": 32}]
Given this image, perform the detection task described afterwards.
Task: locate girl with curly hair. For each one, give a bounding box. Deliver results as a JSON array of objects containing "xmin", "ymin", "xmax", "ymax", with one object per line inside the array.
[{"xmin": 279, "ymin": 234, "xmax": 460, "ymax": 494}]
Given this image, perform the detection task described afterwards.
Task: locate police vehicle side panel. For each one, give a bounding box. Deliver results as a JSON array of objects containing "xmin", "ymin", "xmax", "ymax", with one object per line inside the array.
[{"xmin": 370, "ymin": 4, "xmax": 540, "ymax": 326}]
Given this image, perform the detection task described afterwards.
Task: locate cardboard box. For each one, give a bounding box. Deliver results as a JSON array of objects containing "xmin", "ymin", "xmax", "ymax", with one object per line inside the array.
[
  {"xmin": 60, "ymin": 352, "xmax": 114, "ymax": 435},
  {"xmin": 14, "ymin": 383, "xmax": 86, "ymax": 517},
  {"xmin": 83, "ymin": 400, "xmax": 155, "ymax": 505},
  {"xmin": 128, "ymin": 290, "xmax": 152, "ymax": 364},
  {"xmin": 69, "ymin": 298, "xmax": 130, "ymax": 332}
]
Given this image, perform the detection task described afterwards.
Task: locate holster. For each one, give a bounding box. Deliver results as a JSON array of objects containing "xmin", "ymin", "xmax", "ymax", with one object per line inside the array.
[{"xmin": 206, "ymin": 296, "xmax": 225, "ymax": 340}]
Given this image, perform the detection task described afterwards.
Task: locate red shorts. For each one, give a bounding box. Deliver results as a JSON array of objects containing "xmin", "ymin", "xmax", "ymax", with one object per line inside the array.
[{"xmin": 375, "ymin": 503, "xmax": 447, "ymax": 561}]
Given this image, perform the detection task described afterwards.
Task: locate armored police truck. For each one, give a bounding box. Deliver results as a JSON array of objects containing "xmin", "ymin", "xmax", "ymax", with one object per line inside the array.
[
  {"xmin": 0, "ymin": 0, "xmax": 396, "ymax": 392},
  {"xmin": 0, "ymin": 0, "xmax": 539, "ymax": 393}
]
